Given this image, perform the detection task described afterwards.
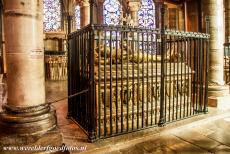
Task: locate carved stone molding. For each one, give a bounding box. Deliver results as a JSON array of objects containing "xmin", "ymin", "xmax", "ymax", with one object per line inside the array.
[
  {"xmin": 0, "ymin": 103, "xmax": 57, "ymax": 135},
  {"xmin": 44, "ymin": 31, "xmax": 67, "ymax": 40},
  {"xmin": 62, "ymin": 0, "xmax": 76, "ymax": 15}
]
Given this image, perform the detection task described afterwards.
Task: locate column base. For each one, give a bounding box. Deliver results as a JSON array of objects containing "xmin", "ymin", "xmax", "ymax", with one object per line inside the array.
[
  {"xmin": 208, "ymin": 95, "xmax": 230, "ymax": 110},
  {"xmin": 208, "ymin": 85, "xmax": 230, "ymax": 110},
  {"xmin": 0, "ymin": 104, "xmax": 67, "ymax": 154},
  {"xmin": 208, "ymin": 85, "xmax": 229, "ymax": 97}
]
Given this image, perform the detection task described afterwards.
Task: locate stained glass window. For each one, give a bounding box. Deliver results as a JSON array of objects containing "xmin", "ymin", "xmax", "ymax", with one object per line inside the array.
[
  {"xmin": 138, "ymin": 0, "xmax": 155, "ymax": 28},
  {"xmin": 43, "ymin": 0, "xmax": 61, "ymax": 32},
  {"xmin": 75, "ymin": 5, "xmax": 80, "ymax": 29},
  {"xmin": 103, "ymin": 0, "xmax": 121, "ymax": 25}
]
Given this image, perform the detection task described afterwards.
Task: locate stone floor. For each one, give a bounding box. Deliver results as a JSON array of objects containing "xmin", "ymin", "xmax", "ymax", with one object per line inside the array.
[
  {"xmin": 45, "ymin": 81, "xmax": 96, "ymax": 153},
  {"xmin": 1, "ymin": 80, "xmax": 230, "ymax": 154},
  {"xmin": 45, "ymin": 80, "xmax": 230, "ymax": 154},
  {"xmin": 108, "ymin": 117, "xmax": 230, "ymax": 154}
]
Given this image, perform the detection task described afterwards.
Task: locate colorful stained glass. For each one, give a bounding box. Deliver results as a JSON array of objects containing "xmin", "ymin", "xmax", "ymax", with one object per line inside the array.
[
  {"xmin": 43, "ymin": 0, "xmax": 61, "ymax": 32},
  {"xmin": 75, "ymin": 5, "xmax": 80, "ymax": 29},
  {"xmin": 138, "ymin": 0, "xmax": 155, "ymax": 28},
  {"xmin": 103, "ymin": 0, "xmax": 121, "ymax": 25}
]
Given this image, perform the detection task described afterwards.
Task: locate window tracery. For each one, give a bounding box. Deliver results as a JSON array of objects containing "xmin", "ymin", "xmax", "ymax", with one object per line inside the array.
[
  {"xmin": 75, "ymin": 5, "xmax": 81, "ymax": 29},
  {"xmin": 43, "ymin": 0, "xmax": 61, "ymax": 32},
  {"xmin": 137, "ymin": 0, "xmax": 156, "ymax": 54},
  {"xmin": 138, "ymin": 0, "xmax": 156, "ymax": 28},
  {"xmin": 103, "ymin": 0, "xmax": 121, "ymax": 25}
]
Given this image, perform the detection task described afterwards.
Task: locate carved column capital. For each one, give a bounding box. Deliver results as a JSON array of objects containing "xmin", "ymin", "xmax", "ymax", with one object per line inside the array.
[
  {"xmin": 62, "ymin": 0, "xmax": 75, "ymax": 16},
  {"xmin": 127, "ymin": 1, "xmax": 141, "ymax": 12},
  {"xmin": 80, "ymin": 0, "xmax": 90, "ymax": 7}
]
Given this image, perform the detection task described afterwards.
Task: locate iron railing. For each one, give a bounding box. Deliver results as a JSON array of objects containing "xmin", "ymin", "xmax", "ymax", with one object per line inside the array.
[
  {"xmin": 224, "ymin": 43, "xmax": 230, "ymax": 85},
  {"xmin": 68, "ymin": 24, "xmax": 209, "ymax": 142}
]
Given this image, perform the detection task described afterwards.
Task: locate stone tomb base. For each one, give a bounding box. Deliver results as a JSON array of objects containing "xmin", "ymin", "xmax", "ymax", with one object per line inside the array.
[{"xmin": 95, "ymin": 62, "xmax": 194, "ymax": 136}]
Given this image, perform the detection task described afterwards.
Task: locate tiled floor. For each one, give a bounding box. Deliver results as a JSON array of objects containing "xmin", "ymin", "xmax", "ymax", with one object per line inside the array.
[{"xmin": 45, "ymin": 81, "xmax": 230, "ymax": 154}]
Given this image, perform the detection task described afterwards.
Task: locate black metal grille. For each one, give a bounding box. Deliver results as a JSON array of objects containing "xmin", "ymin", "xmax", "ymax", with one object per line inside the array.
[
  {"xmin": 68, "ymin": 24, "xmax": 210, "ymax": 141},
  {"xmin": 224, "ymin": 43, "xmax": 230, "ymax": 85}
]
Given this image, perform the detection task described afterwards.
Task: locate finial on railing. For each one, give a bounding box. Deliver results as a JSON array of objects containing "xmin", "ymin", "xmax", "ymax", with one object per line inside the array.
[{"xmin": 205, "ymin": 16, "xmax": 210, "ymax": 34}]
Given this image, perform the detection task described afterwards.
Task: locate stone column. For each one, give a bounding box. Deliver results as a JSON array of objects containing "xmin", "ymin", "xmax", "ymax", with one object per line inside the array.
[
  {"xmin": 225, "ymin": 0, "xmax": 230, "ymax": 42},
  {"xmin": 62, "ymin": 0, "xmax": 75, "ymax": 33},
  {"xmin": 178, "ymin": 5, "xmax": 185, "ymax": 31},
  {"xmin": 0, "ymin": 0, "xmax": 63, "ymax": 152},
  {"xmin": 127, "ymin": 1, "xmax": 141, "ymax": 26},
  {"xmin": 80, "ymin": 0, "xmax": 90, "ymax": 27},
  {"xmin": 154, "ymin": 0, "xmax": 164, "ymax": 29},
  {"xmin": 184, "ymin": 2, "xmax": 188, "ymax": 31},
  {"xmin": 0, "ymin": 2, "xmax": 3, "ymax": 74},
  {"xmin": 97, "ymin": 0, "xmax": 104, "ymax": 24},
  {"xmin": 202, "ymin": 0, "xmax": 230, "ymax": 107}
]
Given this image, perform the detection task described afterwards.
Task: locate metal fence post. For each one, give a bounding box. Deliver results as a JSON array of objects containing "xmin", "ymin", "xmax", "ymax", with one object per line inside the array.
[
  {"xmin": 205, "ymin": 16, "xmax": 210, "ymax": 34},
  {"xmin": 159, "ymin": 4, "xmax": 166, "ymax": 126},
  {"xmin": 204, "ymin": 16, "xmax": 210, "ymax": 113},
  {"xmin": 67, "ymin": 35, "xmax": 72, "ymax": 119},
  {"xmin": 88, "ymin": 0, "xmax": 97, "ymax": 142}
]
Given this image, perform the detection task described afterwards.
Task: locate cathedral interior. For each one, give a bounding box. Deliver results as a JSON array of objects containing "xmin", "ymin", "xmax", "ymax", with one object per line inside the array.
[{"xmin": 0, "ymin": 0, "xmax": 230, "ymax": 153}]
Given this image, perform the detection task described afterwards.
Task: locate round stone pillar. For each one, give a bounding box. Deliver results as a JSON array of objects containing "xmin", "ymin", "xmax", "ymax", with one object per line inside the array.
[
  {"xmin": 0, "ymin": 1, "xmax": 63, "ymax": 152},
  {"xmin": 5, "ymin": 1, "xmax": 45, "ymax": 108},
  {"xmin": 225, "ymin": 0, "xmax": 230, "ymax": 42},
  {"xmin": 128, "ymin": 1, "xmax": 141, "ymax": 26},
  {"xmin": 97, "ymin": 0, "xmax": 104, "ymax": 24},
  {"xmin": 80, "ymin": 0, "xmax": 90, "ymax": 27},
  {"xmin": 154, "ymin": 0, "xmax": 164, "ymax": 29},
  {"xmin": 62, "ymin": 0, "xmax": 75, "ymax": 33},
  {"xmin": 203, "ymin": 0, "xmax": 229, "ymax": 97}
]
